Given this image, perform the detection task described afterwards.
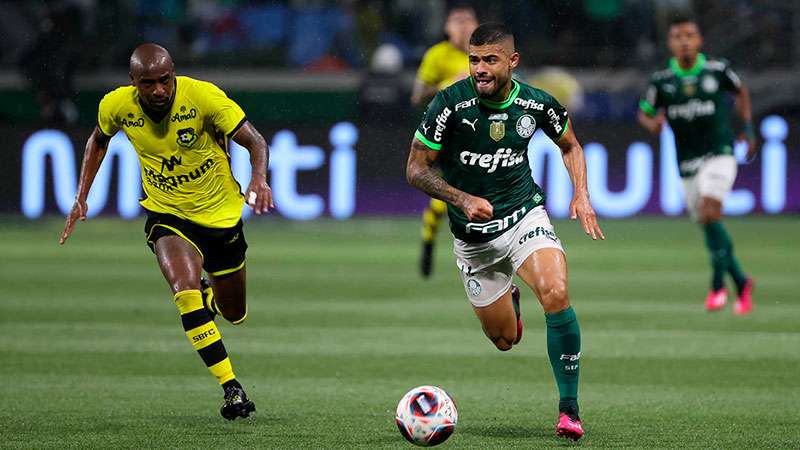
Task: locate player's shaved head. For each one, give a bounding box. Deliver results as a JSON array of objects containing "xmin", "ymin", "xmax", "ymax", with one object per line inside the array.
[
  {"xmin": 129, "ymin": 43, "xmax": 176, "ymax": 112},
  {"xmin": 469, "ymin": 23, "xmax": 515, "ymax": 53},
  {"xmin": 130, "ymin": 43, "xmax": 173, "ymax": 77}
]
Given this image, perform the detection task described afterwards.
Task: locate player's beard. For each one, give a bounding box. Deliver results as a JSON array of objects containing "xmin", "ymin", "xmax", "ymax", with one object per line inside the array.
[{"xmin": 476, "ymin": 74, "xmax": 510, "ymax": 101}]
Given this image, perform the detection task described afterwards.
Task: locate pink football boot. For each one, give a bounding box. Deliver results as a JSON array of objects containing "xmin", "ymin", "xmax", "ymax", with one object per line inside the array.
[
  {"xmin": 734, "ymin": 278, "xmax": 754, "ymax": 315},
  {"xmin": 705, "ymin": 288, "xmax": 728, "ymax": 311},
  {"xmin": 556, "ymin": 412, "xmax": 584, "ymax": 441}
]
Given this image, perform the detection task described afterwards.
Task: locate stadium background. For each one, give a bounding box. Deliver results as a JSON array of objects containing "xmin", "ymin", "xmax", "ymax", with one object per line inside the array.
[{"xmin": 1, "ymin": 1, "xmax": 798, "ymax": 449}]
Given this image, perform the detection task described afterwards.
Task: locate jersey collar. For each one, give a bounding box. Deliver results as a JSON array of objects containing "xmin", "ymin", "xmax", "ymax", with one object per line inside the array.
[
  {"xmin": 470, "ymin": 77, "xmax": 520, "ymax": 109},
  {"xmin": 669, "ymin": 53, "xmax": 706, "ymax": 77}
]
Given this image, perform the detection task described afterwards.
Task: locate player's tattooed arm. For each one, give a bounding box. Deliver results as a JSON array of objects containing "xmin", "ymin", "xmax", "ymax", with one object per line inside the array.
[
  {"xmin": 60, "ymin": 127, "xmax": 111, "ymax": 244},
  {"xmin": 556, "ymin": 121, "xmax": 605, "ymax": 241},
  {"xmin": 232, "ymin": 121, "xmax": 274, "ymax": 214},
  {"xmin": 406, "ymin": 138, "xmax": 493, "ymax": 222}
]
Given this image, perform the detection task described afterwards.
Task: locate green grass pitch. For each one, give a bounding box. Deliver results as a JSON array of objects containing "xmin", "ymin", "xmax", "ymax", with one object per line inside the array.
[{"xmin": 1, "ymin": 215, "xmax": 798, "ymax": 449}]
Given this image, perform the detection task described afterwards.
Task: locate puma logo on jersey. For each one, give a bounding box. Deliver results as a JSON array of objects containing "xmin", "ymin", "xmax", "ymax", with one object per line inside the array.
[
  {"xmin": 462, "ymin": 118, "xmax": 478, "ymax": 131},
  {"xmin": 459, "ymin": 148, "xmax": 525, "ymax": 173},
  {"xmin": 421, "ymin": 124, "xmax": 430, "ymax": 135}
]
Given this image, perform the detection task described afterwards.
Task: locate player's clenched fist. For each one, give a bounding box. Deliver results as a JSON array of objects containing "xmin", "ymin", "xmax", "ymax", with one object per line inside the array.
[
  {"xmin": 459, "ymin": 194, "xmax": 493, "ymax": 222},
  {"xmin": 245, "ymin": 174, "xmax": 274, "ymax": 215}
]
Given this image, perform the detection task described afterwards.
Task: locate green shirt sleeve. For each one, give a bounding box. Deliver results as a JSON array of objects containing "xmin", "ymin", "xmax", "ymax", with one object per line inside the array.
[
  {"xmin": 720, "ymin": 60, "xmax": 743, "ymax": 93},
  {"xmin": 540, "ymin": 91, "xmax": 570, "ymax": 141},
  {"xmin": 414, "ymin": 91, "xmax": 452, "ymax": 151}
]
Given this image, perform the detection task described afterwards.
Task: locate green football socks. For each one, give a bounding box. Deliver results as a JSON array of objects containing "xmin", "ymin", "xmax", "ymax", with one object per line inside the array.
[
  {"xmin": 703, "ymin": 221, "xmax": 747, "ymax": 292},
  {"xmin": 545, "ymin": 306, "xmax": 581, "ymax": 413}
]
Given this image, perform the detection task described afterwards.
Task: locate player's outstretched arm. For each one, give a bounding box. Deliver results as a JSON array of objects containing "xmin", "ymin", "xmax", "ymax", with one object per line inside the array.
[
  {"xmin": 232, "ymin": 121, "xmax": 274, "ymax": 215},
  {"xmin": 59, "ymin": 127, "xmax": 111, "ymax": 245},
  {"xmin": 556, "ymin": 121, "xmax": 605, "ymax": 241},
  {"xmin": 406, "ymin": 138, "xmax": 493, "ymax": 222},
  {"xmin": 734, "ymin": 84, "xmax": 758, "ymax": 161}
]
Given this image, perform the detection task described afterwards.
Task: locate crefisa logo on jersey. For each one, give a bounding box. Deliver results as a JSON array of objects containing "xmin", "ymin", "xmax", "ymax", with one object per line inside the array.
[
  {"xmin": 176, "ymin": 128, "xmax": 198, "ymax": 148},
  {"xmin": 516, "ymin": 114, "xmax": 536, "ymax": 138}
]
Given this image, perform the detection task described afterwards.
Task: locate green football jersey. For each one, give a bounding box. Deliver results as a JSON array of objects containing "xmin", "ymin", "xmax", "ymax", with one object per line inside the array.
[
  {"xmin": 415, "ymin": 77, "xmax": 569, "ymax": 243},
  {"xmin": 639, "ymin": 53, "xmax": 742, "ymax": 177}
]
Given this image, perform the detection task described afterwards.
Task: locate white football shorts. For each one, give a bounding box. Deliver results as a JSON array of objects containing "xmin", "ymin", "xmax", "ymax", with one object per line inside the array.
[
  {"xmin": 682, "ymin": 155, "xmax": 737, "ymax": 221},
  {"xmin": 453, "ymin": 206, "xmax": 564, "ymax": 307}
]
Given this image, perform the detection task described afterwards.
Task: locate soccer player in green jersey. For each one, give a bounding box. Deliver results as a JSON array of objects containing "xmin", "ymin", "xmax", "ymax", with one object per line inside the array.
[
  {"xmin": 406, "ymin": 23, "xmax": 604, "ymax": 441},
  {"xmin": 638, "ymin": 16, "xmax": 756, "ymax": 314}
]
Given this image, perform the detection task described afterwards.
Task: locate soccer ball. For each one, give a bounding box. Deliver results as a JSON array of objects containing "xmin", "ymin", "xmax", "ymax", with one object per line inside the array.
[{"xmin": 395, "ymin": 386, "xmax": 458, "ymax": 446}]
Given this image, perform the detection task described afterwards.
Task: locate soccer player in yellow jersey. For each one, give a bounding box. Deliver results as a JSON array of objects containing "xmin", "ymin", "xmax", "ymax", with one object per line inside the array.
[
  {"xmin": 411, "ymin": 4, "xmax": 478, "ymax": 277},
  {"xmin": 59, "ymin": 44, "xmax": 273, "ymax": 420}
]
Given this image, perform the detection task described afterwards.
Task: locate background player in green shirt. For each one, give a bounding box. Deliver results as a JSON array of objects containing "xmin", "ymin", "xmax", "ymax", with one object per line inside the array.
[
  {"xmin": 638, "ymin": 16, "xmax": 756, "ymax": 314},
  {"xmin": 406, "ymin": 23, "xmax": 604, "ymax": 441}
]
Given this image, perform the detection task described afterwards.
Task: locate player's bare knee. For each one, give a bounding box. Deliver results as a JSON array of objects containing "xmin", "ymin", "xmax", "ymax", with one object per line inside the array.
[
  {"xmin": 172, "ymin": 281, "xmax": 200, "ymax": 294},
  {"xmin": 492, "ymin": 336, "xmax": 514, "ymax": 351},
  {"xmin": 540, "ymin": 284, "xmax": 569, "ymax": 313}
]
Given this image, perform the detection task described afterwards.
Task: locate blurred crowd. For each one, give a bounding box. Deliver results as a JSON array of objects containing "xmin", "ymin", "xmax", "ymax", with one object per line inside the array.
[
  {"xmin": 1, "ymin": 0, "xmax": 797, "ymax": 125},
  {"xmin": 2, "ymin": 0, "xmax": 798, "ymax": 71}
]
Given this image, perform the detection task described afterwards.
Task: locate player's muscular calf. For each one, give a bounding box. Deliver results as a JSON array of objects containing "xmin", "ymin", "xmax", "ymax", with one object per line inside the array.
[
  {"xmin": 209, "ymin": 269, "xmax": 248, "ymax": 324},
  {"xmin": 473, "ymin": 288, "xmax": 518, "ymax": 351}
]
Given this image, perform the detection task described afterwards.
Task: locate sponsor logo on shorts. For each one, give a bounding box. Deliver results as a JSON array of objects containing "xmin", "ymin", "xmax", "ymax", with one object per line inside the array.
[
  {"xmin": 466, "ymin": 206, "xmax": 527, "ymax": 235},
  {"xmin": 518, "ymin": 226, "xmax": 559, "ymax": 245},
  {"xmin": 467, "ymin": 279, "xmax": 482, "ymax": 297},
  {"xmin": 226, "ymin": 232, "xmax": 240, "ymax": 244}
]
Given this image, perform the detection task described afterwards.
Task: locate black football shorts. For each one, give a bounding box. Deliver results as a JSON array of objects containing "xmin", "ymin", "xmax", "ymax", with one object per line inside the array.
[{"xmin": 144, "ymin": 210, "xmax": 247, "ymax": 276}]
